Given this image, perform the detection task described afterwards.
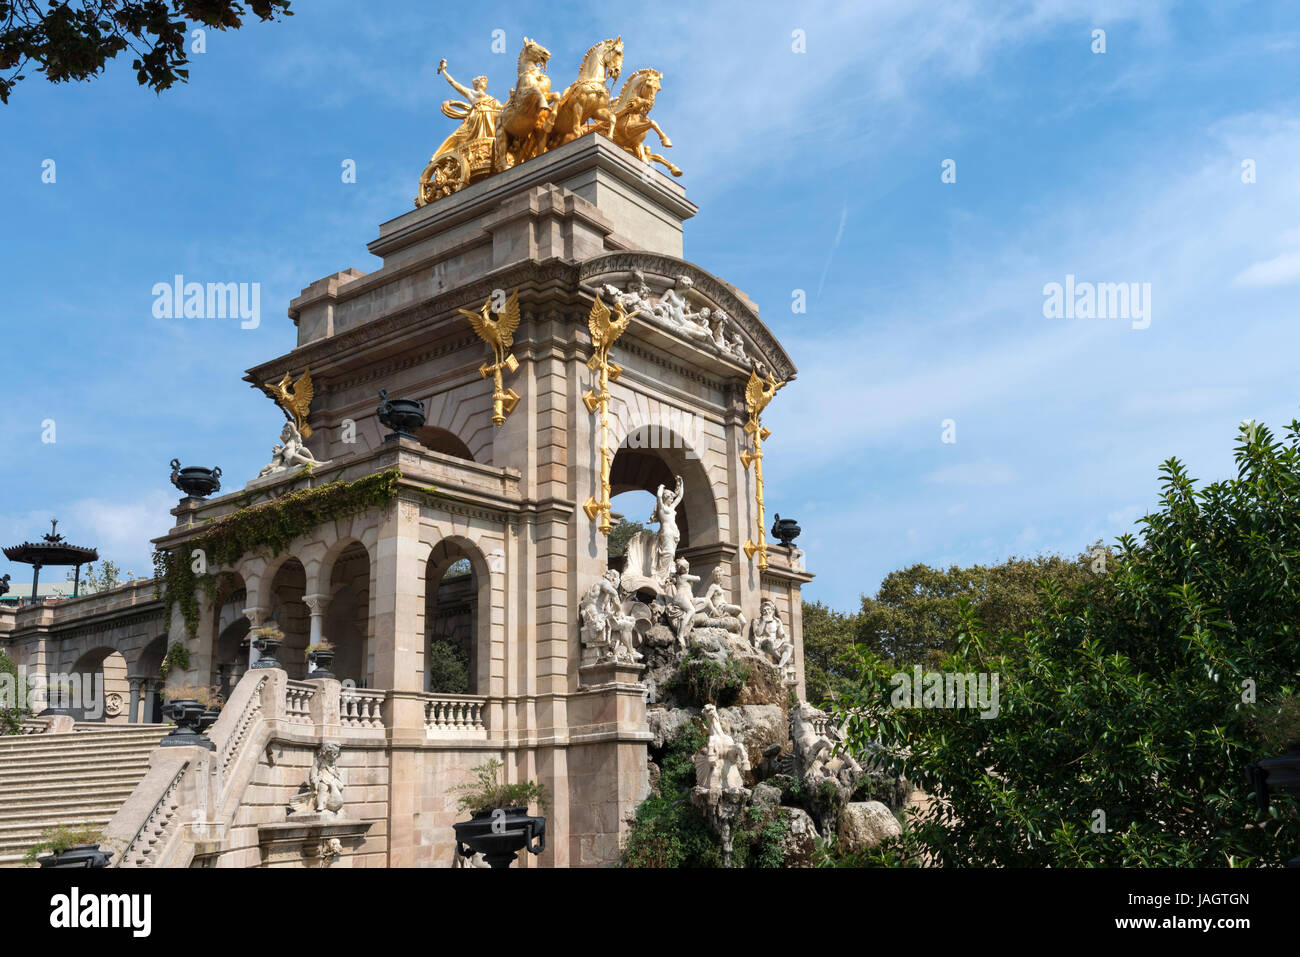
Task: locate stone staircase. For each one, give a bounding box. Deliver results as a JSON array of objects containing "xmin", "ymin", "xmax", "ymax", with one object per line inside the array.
[{"xmin": 0, "ymin": 726, "xmax": 170, "ymax": 866}]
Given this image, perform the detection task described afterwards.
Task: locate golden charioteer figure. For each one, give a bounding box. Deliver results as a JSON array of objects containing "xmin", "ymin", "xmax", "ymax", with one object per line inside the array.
[{"xmin": 416, "ymin": 35, "xmax": 681, "ymax": 207}]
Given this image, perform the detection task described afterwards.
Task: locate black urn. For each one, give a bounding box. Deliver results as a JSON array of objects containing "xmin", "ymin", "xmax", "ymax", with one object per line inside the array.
[
  {"xmin": 170, "ymin": 459, "xmax": 222, "ymax": 498},
  {"xmin": 770, "ymin": 514, "xmax": 801, "ymax": 548},
  {"xmin": 377, "ymin": 389, "xmax": 427, "ymax": 440},
  {"xmin": 160, "ymin": 698, "xmax": 217, "ymax": 751},
  {"xmin": 252, "ymin": 633, "xmax": 284, "ymax": 670},
  {"xmin": 306, "ymin": 648, "xmax": 337, "ymax": 680},
  {"xmin": 453, "ymin": 807, "xmax": 546, "ymax": 868},
  {"xmin": 38, "ymin": 845, "xmax": 113, "ymax": 869}
]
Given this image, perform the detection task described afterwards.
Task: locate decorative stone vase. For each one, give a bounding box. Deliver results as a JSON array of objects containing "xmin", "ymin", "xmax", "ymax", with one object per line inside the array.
[
  {"xmin": 252, "ymin": 635, "xmax": 283, "ymax": 670},
  {"xmin": 38, "ymin": 845, "xmax": 113, "ymax": 869},
  {"xmin": 170, "ymin": 459, "xmax": 222, "ymax": 498},
  {"xmin": 770, "ymin": 514, "xmax": 801, "ymax": 548},
  {"xmin": 160, "ymin": 698, "xmax": 216, "ymax": 751},
  {"xmin": 452, "ymin": 807, "xmax": 546, "ymax": 869},
  {"xmin": 306, "ymin": 649, "xmax": 337, "ymax": 680},
  {"xmin": 376, "ymin": 389, "xmax": 427, "ymax": 440}
]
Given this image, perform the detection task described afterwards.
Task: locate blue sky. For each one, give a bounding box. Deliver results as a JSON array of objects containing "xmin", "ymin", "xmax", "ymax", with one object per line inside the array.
[{"xmin": 1, "ymin": 0, "xmax": 1298, "ymax": 612}]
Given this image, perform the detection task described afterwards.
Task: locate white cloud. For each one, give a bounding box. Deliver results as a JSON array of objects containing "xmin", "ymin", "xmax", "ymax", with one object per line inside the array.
[{"xmin": 1231, "ymin": 250, "xmax": 1300, "ymax": 287}]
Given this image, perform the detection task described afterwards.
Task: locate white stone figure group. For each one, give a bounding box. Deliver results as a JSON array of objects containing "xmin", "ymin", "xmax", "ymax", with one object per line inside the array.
[
  {"xmin": 620, "ymin": 473, "xmax": 684, "ymax": 594},
  {"xmin": 790, "ymin": 701, "xmax": 862, "ymax": 784},
  {"xmin": 750, "ymin": 598, "xmax": 794, "ymax": 683},
  {"xmin": 693, "ymin": 704, "xmax": 750, "ymax": 792},
  {"xmin": 578, "ymin": 569, "xmax": 643, "ymax": 663},
  {"xmin": 289, "ymin": 742, "xmax": 346, "ymax": 817},
  {"xmin": 601, "ymin": 271, "xmax": 752, "ymax": 366},
  {"xmin": 257, "ymin": 421, "xmax": 331, "ymax": 479}
]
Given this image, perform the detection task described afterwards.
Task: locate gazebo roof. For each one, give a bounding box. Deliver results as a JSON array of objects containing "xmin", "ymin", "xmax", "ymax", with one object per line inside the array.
[{"xmin": 1, "ymin": 519, "xmax": 98, "ymax": 568}]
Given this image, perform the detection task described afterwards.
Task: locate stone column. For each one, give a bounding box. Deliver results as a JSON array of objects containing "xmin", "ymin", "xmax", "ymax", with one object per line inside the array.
[
  {"xmin": 303, "ymin": 593, "xmax": 328, "ymax": 648},
  {"xmin": 127, "ymin": 676, "xmax": 143, "ymax": 723},
  {"xmin": 242, "ymin": 605, "xmax": 268, "ymax": 670}
]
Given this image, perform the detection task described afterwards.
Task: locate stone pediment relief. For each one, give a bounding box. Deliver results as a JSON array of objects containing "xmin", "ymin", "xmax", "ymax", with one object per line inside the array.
[{"xmin": 579, "ymin": 253, "xmax": 796, "ymax": 382}]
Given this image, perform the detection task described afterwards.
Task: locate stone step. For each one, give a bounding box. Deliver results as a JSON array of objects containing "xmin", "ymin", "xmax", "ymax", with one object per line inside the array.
[
  {"xmin": 0, "ymin": 815, "xmax": 114, "ymax": 838},
  {"xmin": 0, "ymin": 730, "xmax": 169, "ymax": 754},
  {"xmin": 0, "ymin": 744, "xmax": 160, "ymax": 763},
  {"xmin": 0, "ymin": 761, "xmax": 151, "ymax": 782},
  {"xmin": 0, "ymin": 747, "xmax": 158, "ymax": 767},
  {"xmin": 0, "ymin": 771, "xmax": 151, "ymax": 794},
  {"xmin": 0, "ymin": 796, "xmax": 132, "ymax": 820},
  {"xmin": 0, "ymin": 806, "xmax": 124, "ymax": 826}
]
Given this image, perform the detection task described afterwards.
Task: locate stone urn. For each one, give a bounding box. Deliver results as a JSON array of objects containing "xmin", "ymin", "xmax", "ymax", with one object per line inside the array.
[
  {"xmin": 377, "ymin": 389, "xmax": 427, "ymax": 440},
  {"xmin": 453, "ymin": 807, "xmax": 546, "ymax": 868},
  {"xmin": 770, "ymin": 514, "xmax": 801, "ymax": 548},
  {"xmin": 170, "ymin": 459, "xmax": 222, "ymax": 498},
  {"xmin": 306, "ymin": 648, "xmax": 337, "ymax": 680},
  {"xmin": 38, "ymin": 845, "xmax": 113, "ymax": 869},
  {"xmin": 160, "ymin": 698, "xmax": 217, "ymax": 751}
]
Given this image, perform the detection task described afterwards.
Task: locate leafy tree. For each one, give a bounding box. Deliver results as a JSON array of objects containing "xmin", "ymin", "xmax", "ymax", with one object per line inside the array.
[
  {"xmin": 69, "ymin": 560, "xmax": 128, "ymax": 594},
  {"xmin": 855, "ymin": 554, "xmax": 1095, "ymax": 668},
  {"xmin": 427, "ymin": 639, "xmax": 468, "ymax": 694},
  {"xmin": 833, "ymin": 420, "xmax": 1300, "ymax": 867},
  {"xmin": 802, "ymin": 600, "xmax": 859, "ymax": 706},
  {"xmin": 0, "ymin": 0, "xmax": 293, "ymax": 104},
  {"xmin": 607, "ymin": 517, "xmax": 647, "ymax": 559}
]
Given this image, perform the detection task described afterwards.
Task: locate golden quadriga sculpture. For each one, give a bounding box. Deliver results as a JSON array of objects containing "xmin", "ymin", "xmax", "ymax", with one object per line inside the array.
[{"xmin": 416, "ymin": 36, "xmax": 681, "ymax": 207}]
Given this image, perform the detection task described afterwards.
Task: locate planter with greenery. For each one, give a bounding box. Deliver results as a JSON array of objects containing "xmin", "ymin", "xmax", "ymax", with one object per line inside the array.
[
  {"xmin": 450, "ymin": 759, "xmax": 548, "ymax": 868},
  {"xmin": 305, "ymin": 640, "xmax": 336, "ymax": 679},
  {"xmin": 251, "ymin": 624, "xmax": 284, "ymax": 670},
  {"xmin": 160, "ymin": 683, "xmax": 221, "ymax": 750},
  {"xmin": 24, "ymin": 825, "xmax": 111, "ymax": 868}
]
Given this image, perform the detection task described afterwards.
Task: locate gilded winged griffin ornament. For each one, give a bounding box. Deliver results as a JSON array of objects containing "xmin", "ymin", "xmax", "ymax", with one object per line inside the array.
[
  {"xmin": 459, "ymin": 289, "xmax": 522, "ymax": 426},
  {"xmin": 264, "ymin": 367, "xmax": 315, "ymax": 439}
]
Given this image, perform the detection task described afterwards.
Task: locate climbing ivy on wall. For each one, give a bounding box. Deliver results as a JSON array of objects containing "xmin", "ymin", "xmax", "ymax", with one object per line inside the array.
[{"xmin": 152, "ymin": 469, "xmax": 405, "ymax": 640}]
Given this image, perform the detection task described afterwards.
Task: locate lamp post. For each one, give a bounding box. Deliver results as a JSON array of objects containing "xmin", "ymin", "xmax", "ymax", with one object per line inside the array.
[{"xmin": 1245, "ymin": 740, "xmax": 1300, "ymax": 868}]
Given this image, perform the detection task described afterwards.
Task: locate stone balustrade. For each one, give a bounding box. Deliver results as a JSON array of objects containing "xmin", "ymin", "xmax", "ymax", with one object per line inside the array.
[
  {"xmin": 283, "ymin": 681, "xmax": 316, "ymax": 726},
  {"xmin": 339, "ymin": 688, "xmax": 385, "ymax": 729},
  {"xmin": 423, "ymin": 694, "xmax": 487, "ymax": 737}
]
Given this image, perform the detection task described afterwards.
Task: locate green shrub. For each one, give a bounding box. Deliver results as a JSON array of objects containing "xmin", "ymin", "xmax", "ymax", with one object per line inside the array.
[
  {"xmin": 451, "ymin": 759, "xmax": 547, "ymax": 815},
  {"xmin": 672, "ymin": 651, "xmax": 749, "ymax": 707},
  {"xmin": 0, "ymin": 649, "xmax": 28, "ymax": 735},
  {"xmin": 621, "ymin": 722, "xmax": 790, "ymax": 868}
]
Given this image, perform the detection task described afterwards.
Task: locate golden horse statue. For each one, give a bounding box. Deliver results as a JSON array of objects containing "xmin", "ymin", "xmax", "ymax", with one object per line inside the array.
[
  {"xmin": 494, "ymin": 37, "xmax": 560, "ymax": 172},
  {"xmin": 610, "ymin": 68, "xmax": 681, "ymax": 177},
  {"xmin": 547, "ymin": 37, "xmax": 623, "ymax": 150}
]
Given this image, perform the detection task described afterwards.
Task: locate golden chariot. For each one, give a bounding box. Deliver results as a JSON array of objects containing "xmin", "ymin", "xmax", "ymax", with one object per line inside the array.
[{"xmin": 415, "ymin": 39, "xmax": 681, "ymax": 209}]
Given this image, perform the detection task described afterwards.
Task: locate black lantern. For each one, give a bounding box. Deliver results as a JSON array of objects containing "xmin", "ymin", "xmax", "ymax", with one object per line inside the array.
[
  {"xmin": 377, "ymin": 389, "xmax": 427, "ymax": 440},
  {"xmin": 170, "ymin": 459, "xmax": 222, "ymax": 498},
  {"xmin": 453, "ymin": 807, "xmax": 546, "ymax": 868}
]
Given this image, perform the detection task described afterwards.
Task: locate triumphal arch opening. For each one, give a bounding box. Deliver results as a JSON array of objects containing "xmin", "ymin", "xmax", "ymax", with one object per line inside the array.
[{"xmin": 1, "ymin": 33, "xmax": 813, "ymax": 868}]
